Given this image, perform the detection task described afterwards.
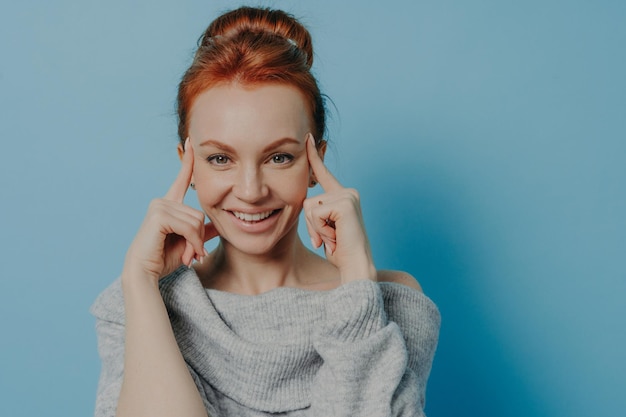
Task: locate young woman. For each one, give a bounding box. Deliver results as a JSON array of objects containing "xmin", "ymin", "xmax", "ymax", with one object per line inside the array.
[{"xmin": 92, "ymin": 7, "xmax": 440, "ymax": 417}]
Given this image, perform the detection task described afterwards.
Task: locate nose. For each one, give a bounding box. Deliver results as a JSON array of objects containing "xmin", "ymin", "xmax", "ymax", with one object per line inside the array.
[{"xmin": 233, "ymin": 164, "xmax": 269, "ymax": 203}]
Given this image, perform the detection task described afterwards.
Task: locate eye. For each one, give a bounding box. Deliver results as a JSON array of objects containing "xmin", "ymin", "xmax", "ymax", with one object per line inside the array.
[
  {"xmin": 270, "ymin": 153, "xmax": 294, "ymax": 164},
  {"xmin": 207, "ymin": 154, "xmax": 230, "ymax": 165}
]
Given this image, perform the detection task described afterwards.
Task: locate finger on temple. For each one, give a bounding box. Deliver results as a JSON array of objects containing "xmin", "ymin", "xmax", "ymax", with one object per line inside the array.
[
  {"xmin": 306, "ymin": 134, "xmax": 342, "ymax": 192},
  {"xmin": 165, "ymin": 137, "xmax": 194, "ymax": 202}
]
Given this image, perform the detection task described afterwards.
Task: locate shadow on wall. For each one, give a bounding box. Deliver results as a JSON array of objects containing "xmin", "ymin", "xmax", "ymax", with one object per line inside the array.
[{"xmin": 361, "ymin": 152, "xmax": 545, "ymax": 417}]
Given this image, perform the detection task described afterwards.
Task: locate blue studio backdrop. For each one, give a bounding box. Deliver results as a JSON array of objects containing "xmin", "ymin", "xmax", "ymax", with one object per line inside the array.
[{"xmin": 1, "ymin": 1, "xmax": 624, "ymax": 416}]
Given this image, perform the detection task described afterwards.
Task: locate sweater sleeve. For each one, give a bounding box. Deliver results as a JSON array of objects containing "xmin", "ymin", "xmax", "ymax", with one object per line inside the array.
[{"xmin": 310, "ymin": 280, "xmax": 435, "ymax": 417}]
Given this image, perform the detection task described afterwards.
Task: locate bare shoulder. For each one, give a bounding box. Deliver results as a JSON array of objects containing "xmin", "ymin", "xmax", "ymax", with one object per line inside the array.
[{"xmin": 376, "ymin": 270, "xmax": 423, "ymax": 292}]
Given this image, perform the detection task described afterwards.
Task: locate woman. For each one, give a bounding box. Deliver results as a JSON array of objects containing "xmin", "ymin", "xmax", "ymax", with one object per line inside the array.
[{"xmin": 92, "ymin": 6, "xmax": 440, "ymax": 417}]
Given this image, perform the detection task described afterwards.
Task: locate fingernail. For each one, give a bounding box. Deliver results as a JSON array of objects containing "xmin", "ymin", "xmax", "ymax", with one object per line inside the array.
[
  {"xmin": 184, "ymin": 137, "xmax": 190, "ymax": 151},
  {"xmin": 203, "ymin": 248, "xmax": 209, "ymax": 257}
]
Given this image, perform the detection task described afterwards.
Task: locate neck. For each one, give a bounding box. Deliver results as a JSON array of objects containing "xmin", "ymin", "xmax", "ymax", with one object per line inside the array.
[{"xmin": 201, "ymin": 228, "xmax": 314, "ymax": 295}]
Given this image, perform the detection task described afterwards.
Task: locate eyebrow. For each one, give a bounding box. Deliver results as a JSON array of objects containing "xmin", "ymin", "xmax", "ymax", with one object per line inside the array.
[{"xmin": 198, "ymin": 137, "xmax": 302, "ymax": 153}]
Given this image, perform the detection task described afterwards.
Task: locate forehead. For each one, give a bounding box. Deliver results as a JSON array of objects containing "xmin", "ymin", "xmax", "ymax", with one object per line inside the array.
[{"xmin": 188, "ymin": 83, "xmax": 311, "ymax": 142}]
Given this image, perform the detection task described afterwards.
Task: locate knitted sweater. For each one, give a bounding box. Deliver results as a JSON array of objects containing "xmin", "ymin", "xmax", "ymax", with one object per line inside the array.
[{"xmin": 91, "ymin": 266, "xmax": 440, "ymax": 416}]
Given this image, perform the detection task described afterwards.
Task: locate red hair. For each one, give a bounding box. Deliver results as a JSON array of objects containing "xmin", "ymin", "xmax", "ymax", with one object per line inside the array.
[{"xmin": 177, "ymin": 7, "xmax": 326, "ymax": 146}]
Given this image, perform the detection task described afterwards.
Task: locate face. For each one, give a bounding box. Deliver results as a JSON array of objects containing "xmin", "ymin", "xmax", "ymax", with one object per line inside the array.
[{"xmin": 185, "ymin": 83, "xmax": 317, "ymax": 256}]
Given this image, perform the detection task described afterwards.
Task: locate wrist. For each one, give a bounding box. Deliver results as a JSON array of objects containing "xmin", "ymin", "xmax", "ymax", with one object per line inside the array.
[
  {"xmin": 339, "ymin": 256, "xmax": 377, "ymax": 283},
  {"xmin": 121, "ymin": 261, "xmax": 161, "ymax": 292}
]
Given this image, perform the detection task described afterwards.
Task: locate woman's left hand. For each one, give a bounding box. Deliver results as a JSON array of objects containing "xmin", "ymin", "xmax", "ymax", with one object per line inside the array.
[{"xmin": 303, "ymin": 134, "xmax": 377, "ymax": 284}]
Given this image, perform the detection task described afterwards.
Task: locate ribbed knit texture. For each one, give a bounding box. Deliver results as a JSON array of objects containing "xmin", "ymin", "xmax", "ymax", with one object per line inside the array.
[{"xmin": 91, "ymin": 266, "xmax": 440, "ymax": 416}]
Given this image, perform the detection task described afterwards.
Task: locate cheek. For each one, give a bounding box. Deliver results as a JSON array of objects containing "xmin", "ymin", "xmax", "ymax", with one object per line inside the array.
[
  {"xmin": 272, "ymin": 166, "xmax": 310, "ymax": 203},
  {"xmin": 193, "ymin": 170, "xmax": 229, "ymax": 208}
]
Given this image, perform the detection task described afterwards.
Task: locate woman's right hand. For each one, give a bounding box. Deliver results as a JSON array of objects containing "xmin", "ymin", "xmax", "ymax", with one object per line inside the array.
[{"xmin": 122, "ymin": 138, "xmax": 218, "ymax": 283}]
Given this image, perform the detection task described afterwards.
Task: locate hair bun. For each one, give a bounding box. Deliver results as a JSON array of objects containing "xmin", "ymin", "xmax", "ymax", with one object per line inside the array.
[
  {"xmin": 200, "ymin": 7, "xmax": 314, "ymax": 67},
  {"xmin": 178, "ymin": 7, "xmax": 326, "ymax": 144}
]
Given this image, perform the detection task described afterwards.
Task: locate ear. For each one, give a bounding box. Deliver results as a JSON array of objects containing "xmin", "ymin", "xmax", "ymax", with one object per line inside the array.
[
  {"xmin": 309, "ymin": 139, "xmax": 327, "ymax": 187},
  {"xmin": 317, "ymin": 139, "xmax": 327, "ymax": 161}
]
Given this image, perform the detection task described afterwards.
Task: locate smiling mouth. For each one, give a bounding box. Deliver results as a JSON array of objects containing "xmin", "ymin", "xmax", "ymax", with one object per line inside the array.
[{"xmin": 231, "ymin": 209, "xmax": 279, "ymax": 222}]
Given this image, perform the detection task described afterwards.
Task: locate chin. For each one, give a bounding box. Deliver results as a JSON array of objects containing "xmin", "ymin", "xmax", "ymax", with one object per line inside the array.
[{"xmin": 221, "ymin": 233, "xmax": 290, "ymax": 256}]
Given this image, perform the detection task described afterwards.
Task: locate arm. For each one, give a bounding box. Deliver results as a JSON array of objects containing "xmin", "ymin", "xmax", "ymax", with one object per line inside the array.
[
  {"xmin": 310, "ymin": 280, "xmax": 432, "ymax": 417},
  {"xmin": 99, "ymin": 139, "xmax": 216, "ymax": 417},
  {"xmin": 116, "ymin": 269, "xmax": 208, "ymax": 417},
  {"xmin": 92, "ymin": 276, "xmax": 214, "ymax": 417},
  {"xmin": 304, "ymin": 136, "xmax": 437, "ymax": 415}
]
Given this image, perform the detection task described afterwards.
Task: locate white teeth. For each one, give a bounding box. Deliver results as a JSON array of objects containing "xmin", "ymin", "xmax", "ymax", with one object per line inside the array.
[{"xmin": 232, "ymin": 210, "xmax": 274, "ymax": 222}]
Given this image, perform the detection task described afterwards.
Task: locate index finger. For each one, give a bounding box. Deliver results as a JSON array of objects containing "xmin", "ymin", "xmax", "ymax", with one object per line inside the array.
[
  {"xmin": 164, "ymin": 137, "xmax": 194, "ymax": 202},
  {"xmin": 306, "ymin": 133, "xmax": 342, "ymax": 192}
]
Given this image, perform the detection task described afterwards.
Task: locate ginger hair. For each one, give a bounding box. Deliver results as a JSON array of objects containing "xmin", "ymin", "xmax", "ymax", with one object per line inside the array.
[{"xmin": 177, "ymin": 7, "xmax": 326, "ymax": 146}]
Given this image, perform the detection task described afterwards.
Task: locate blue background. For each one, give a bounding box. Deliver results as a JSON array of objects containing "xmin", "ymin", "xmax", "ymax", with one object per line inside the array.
[{"xmin": 1, "ymin": 1, "xmax": 624, "ymax": 416}]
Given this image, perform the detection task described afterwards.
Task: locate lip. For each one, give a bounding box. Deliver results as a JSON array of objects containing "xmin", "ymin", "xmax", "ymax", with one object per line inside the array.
[{"xmin": 225, "ymin": 208, "xmax": 281, "ymax": 233}]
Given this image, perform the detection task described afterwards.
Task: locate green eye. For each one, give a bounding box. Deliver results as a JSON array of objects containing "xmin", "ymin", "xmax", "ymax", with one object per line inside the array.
[
  {"xmin": 208, "ymin": 154, "xmax": 230, "ymax": 165},
  {"xmin": 271, "ymin": 153, "xmax": 294, "ymax": 164}
]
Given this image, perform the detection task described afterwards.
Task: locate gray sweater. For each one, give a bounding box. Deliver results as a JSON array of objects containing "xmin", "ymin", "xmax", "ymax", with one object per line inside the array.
[{"xmin": 91, "ymin": 266, "xmax": 440, "ymax": 416}]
